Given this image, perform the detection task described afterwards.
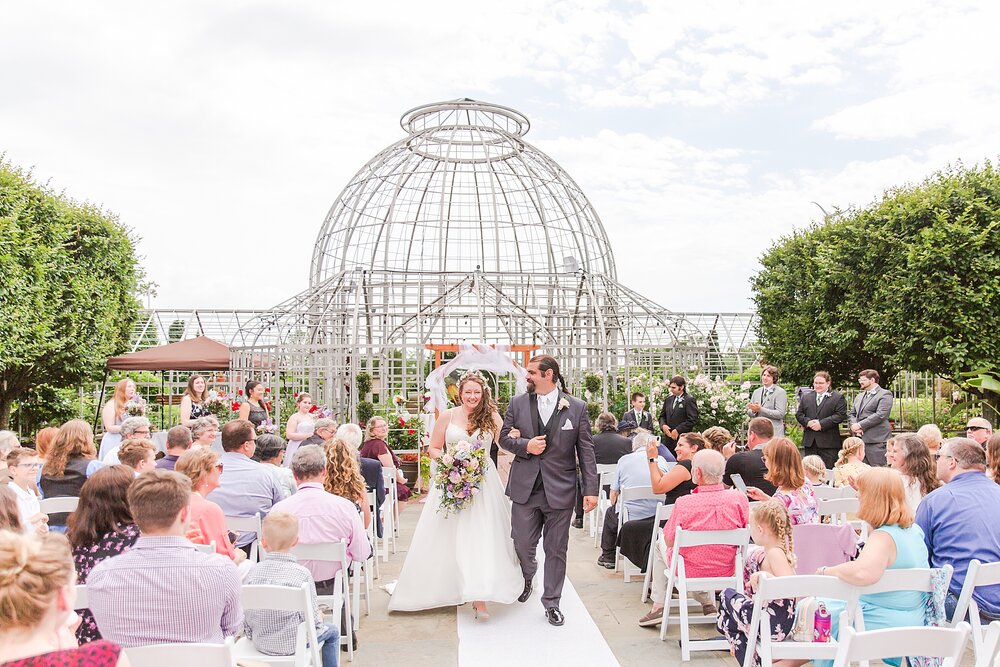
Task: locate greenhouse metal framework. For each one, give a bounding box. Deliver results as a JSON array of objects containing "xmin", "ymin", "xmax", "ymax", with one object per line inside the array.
[{"xmin": 131, "ymin": 100, "xmax": 761, "ymax": 420}]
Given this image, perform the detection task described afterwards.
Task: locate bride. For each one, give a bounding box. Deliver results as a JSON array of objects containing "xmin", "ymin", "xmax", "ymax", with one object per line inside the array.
[{"xmin": 388, "ymin": 370, "xmax": 523, "ymax": 619}]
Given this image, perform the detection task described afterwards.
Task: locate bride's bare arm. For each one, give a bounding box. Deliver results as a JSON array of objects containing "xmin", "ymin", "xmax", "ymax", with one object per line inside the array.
[{"xmin": 427, "ymin": 411, "xmax": 452, "ymax": 459}]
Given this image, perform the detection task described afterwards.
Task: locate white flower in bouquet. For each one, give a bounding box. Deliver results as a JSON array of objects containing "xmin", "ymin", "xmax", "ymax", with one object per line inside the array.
[
  {"xmin": 124, "ymin": 399, "xmax": 145, "ymax": 417},
  {"xmin": 456, "ymin": 440, "xmax": 471, "ymax": 454},
  {"xmin": 442, "ymin": 453, "xmax": 455, "ymax": 466}
]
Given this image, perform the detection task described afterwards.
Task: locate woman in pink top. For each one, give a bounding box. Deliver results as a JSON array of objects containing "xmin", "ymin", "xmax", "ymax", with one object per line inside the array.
[
  {"xmin": 175, "ymin": 448, "xmax": 246, "ymax": 565},
  {"xmin": 746, "ymin": 437, "xmax": 819, "ymax": 525}
]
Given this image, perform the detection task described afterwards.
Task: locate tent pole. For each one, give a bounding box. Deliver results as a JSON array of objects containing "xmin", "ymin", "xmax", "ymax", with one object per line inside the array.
[
  {"xmin": 94, "ymin": 370, "xmax": 109, "ymax": 433},
  {"xmin": 160, "ymin": 371, "xmax": 165, "ymax": 431}
]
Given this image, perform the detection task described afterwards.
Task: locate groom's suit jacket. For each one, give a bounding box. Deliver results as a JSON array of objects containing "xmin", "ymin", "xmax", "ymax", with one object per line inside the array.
[{"xmin": 499, "ymin": 392, "xmax": 598, "ymax": 510}]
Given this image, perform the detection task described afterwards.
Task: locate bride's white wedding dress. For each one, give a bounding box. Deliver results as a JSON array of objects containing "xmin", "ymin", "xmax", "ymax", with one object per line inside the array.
[{"xmin": 388, "ymin": 424, "xmax": 523, "ymax": 611}]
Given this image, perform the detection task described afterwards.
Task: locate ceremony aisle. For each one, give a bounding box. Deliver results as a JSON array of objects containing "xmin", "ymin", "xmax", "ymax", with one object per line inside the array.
[{"xmin": 456, "ymin": 545, "xmax": 621, "ymax": 667}]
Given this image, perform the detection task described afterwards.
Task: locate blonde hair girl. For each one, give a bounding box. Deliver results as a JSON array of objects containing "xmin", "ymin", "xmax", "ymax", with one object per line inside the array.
[
  {"xmin": 834, "ymin": 436, "xmax": 870, "ymax": 488},
  {"xmin": 801, "ymin": 455, "xmax": 828, "ymax": 485}
]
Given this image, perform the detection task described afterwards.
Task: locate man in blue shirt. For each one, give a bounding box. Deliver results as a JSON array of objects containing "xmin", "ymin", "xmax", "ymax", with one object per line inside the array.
[{"xmin": 916, "ymin": 437, "xmax": 1000, "ymax": 621}]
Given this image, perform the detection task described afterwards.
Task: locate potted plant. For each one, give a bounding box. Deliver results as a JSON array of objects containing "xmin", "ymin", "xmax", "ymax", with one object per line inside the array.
[{"xmin": 391, "ymin": 414, "xmax": 424, "ymax": 486}]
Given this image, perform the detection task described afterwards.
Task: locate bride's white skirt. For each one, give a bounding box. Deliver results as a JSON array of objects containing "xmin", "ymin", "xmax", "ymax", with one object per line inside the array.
[{"xmin": 388, "ymin": 459, "xmax": 524, "ymax": 611}]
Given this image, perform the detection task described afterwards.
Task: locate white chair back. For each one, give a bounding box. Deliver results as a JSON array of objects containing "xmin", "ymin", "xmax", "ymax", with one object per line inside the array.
[
  {"xmin": 235, "ymin": 584, "xmax": 321, "ymax": 667},
  {"xmin": 852, "ymin": 566, "xmax": 953, "ymax": 633},
  {"xmin": 616, "ymin": 485, "xmax": 659, "ymax": 520},
  {"xmin": 74, "ymin": 584, "xmax": 88, "ymax": 610},
  {"xmin": 813, "ymin": 485, "xmax": 853, "ymax": 501},
  {"xmin": 674, "ymin": 526, "xmax": 750, "ymax": 549},
  {"xmin": 39, "ymin": 496, "xmax": 79, "ymax": 515},
  {"xmin": 832, "ymin": 623, "xmax": 970, "ymax": 667},
  {"xmin": 125, "ymin": 637, "xmax": 235, "ymax": 667},
  {"xmin": 818, "ymin": 497, "xmax": 860, "ymax": 524},
  {"xmin": 192, "ymin": 540, "xmax": 217, "ymax": 555},
  {"xmin": 596, "ymin": 463, "xmax": 617, "ymax": 476},
  {"xmin": 290, "ymin": 540, "xmax": 354, "ymax": 661},
  {"xmin": 744, "ymin": 573, "xmax": 858, "ymax": 667},
  {"xmin": 224, "ymin": 514, "xmax": 262, "ymax": 561},
  {"xmin": 641, "ymin": 503, "xmax": 674, "ymax": 603},
  {"xmin": 953, "ymin": 560, "xmax": 1000, "ymax": 663},
  {"xmin": 974, "ymin": 621, "xmax": 1000, "ymax": 667}
]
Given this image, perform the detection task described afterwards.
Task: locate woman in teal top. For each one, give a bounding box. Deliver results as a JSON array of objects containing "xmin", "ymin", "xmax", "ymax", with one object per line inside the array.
[{"xmin": 811, "ymin": 468, "xmax": 930, "ymax": 667}]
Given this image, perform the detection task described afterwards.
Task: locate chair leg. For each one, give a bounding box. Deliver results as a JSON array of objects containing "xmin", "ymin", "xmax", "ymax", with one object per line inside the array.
[
  {"xmin": 679, "ymin": 581, "xmax": 691, "ymax": 661},
  {"xmin": 660, "ymin": 567, "xmax": 675, "ymax": 641}
]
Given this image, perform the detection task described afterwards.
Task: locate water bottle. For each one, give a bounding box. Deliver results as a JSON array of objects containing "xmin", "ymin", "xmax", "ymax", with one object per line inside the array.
[{"xmin": 814, "ymin": 603, "xmax": 831, "ymax": 643}]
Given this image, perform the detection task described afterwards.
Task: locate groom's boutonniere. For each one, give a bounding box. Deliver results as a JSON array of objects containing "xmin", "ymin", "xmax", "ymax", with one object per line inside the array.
[{"xmin": 558, "ymin": 397, "xmax": 570, "ymax": 411}]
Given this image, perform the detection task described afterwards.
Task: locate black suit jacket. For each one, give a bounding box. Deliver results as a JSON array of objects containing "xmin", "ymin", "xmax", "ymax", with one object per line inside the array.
[
  {"xmin": 795, "ymin": 390, "xmax": 848, "ymax": 449},
  {"xmin": 658, "ymin": 391, "xmax": 699, "ymax": 453},
  {"xmin": 359, "ymin": 457, "xmax": 386, "ymax": 538},
  {"xmin": 619, "ymin": 409, "xmax": 653, "ymax": 433},
  {"xmin": 593, "ymin": 431, "xmax": 633, "ymax": 464}
]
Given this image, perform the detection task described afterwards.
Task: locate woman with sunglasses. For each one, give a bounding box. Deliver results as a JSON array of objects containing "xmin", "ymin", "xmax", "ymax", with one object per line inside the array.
[{"xmin": 175, "ymin": 448, "xmax": 247, "ymax": 567}]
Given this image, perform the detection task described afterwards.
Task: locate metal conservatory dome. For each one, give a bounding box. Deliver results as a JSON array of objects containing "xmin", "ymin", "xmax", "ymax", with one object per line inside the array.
[{"xmin": 309, "ymin": 99, "xmax": 617, "ymax": 285}]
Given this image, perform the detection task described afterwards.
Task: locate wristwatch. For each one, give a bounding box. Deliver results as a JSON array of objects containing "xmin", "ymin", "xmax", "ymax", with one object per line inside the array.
[{"xmin": 648, "ymin": 457, "xmax": 656, "ymax": 463}]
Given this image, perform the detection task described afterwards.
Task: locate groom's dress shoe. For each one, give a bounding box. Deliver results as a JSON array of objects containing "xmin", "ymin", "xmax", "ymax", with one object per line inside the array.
[
  {"xmin": 545, "ymin": 607, "xmax": 565, "ymax": 626},
  {"xmin": 517, "ymin": 579, "xmax": 532, "ymax": 603}
]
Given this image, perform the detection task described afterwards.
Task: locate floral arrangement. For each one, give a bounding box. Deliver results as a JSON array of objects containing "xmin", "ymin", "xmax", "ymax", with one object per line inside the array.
[
  {"xmin": 434, "ymin": 439, "xmax": 486, "ymax": 516},
  {"xmin": 124, "ymin": 399, "xmax": 146, "ymax": 417},
  {"xmin": 203, "ymin": 390, "xmax": 234, "ymax": 424},
  {"xmin": 388, "ymin": 414, "xmax": 423, "ymax": 450},
  {"xmin": 256, "ymin": 419, "xmax": 277, "ymax": 435},
  {"xmin": 687, "ymin": 374, "xmax": 751, "ymax": 435}
]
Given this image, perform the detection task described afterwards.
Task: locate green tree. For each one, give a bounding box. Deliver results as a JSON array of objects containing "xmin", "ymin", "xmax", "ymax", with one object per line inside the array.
[
  {"xmin": 0, "ymin": 160, "xmax": 142, "ymax": 427},
  {"xmin": 168, "ymin": 319, "xmax": 186, "ymax": 343},
  {"xmin": 752, "ymin": 161, "xmax": 1000, "ymax": 413}
]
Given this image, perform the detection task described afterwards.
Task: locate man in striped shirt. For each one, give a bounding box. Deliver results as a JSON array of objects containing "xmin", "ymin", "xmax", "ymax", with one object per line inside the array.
[
  {"xmin": 244, "ymin": 512, "xmax": 340, "ymax": 666},
  {"xmin": 88, "ymin": 470, "xmax": 243, "ymax": 647}
]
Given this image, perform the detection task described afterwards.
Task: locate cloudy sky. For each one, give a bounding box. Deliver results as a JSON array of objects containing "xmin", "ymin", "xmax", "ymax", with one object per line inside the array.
[{"xmin": 3, "ymin": 1, "xmax": 998, "ymax": 313}]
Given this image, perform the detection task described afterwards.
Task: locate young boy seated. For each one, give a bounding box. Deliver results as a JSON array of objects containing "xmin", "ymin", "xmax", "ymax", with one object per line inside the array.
[{"xmin": 243, "ymin": 511, "xmax": 340, "ymax": 666}]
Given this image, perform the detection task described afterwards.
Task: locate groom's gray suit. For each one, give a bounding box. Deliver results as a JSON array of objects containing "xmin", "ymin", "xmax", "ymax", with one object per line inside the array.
[{"xmin": 500, "ymin": 391, "xmax": 598, "ymax": 609}]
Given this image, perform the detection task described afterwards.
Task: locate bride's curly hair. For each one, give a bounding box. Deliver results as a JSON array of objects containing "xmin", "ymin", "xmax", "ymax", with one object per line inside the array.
[{"xmin": 459, "ymin": 373, "xmax": 498, "ymax": 438}]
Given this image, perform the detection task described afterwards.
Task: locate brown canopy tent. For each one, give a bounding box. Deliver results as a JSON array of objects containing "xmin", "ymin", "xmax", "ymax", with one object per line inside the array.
[
  {"xmin": 106, "ymin": 336, "xmax": 230, "ymax": 371},
  {"xmin": 97, "ymin": 337, "xmax": 230, "ymax": 430}
]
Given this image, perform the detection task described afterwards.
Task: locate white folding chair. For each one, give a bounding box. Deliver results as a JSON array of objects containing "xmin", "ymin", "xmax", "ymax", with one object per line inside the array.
[
  {"xmin": 952, "ymin": 560, "xmax": 1000, "ymax": 662},
  {"xmin": 39, "ymin": 496, "xmax": 79, "ymax": 517},
  {"xmin": 381, "ymin": 469, "xmax": 398, "ymax": 558},
  {"xmin": 192, "ymin": 540, "xmax": 217, "ymax": 555},
  {"xmin": 382, "ymin": 467, "xmax": 400, "ymax": 534},
  {"xmin": 832, "ymin": 622, "xmax": 970, "ymax": 667},
  {"xmin": 125, "ymin": 636, "xmax": 235, "ymax": 667},
  {"xmin": 291, "ymin": 540, "xmax": 354, "ymax": 662},
  {"xmin": 744, "ymin": 573, "xmax": 858, "ymax": 667},
  {"xmin": 225, "ymin": 514, "xmax": 263, "ymax": 562},
  {"xmin": 852, "ymin": 566, "xmax": 954, "ymax": 632},
  {"xmin": 365, "ymin": 490, "xmax": 381, "ymax": 581},
  {"xmin": 660, "ymin": 526, "xmax": 751, "ymax": 660},
  {"xmin": 592, "ymin": 463, "xmax": 617, "ymax": 541},
  {"xmin": 641, "ymin": 504, "xmax": 673, "ymax": 603},
  {"xmin": 234, "ymin": 583, "xmax": 322, "ymax": 667},
  {"xmin": 74, "ymin": 584, "xmax": 88, "ymax": 610},
  {"xmin": 974, "ymin": 621, "xmax": 1000, "ymax": 667},
  {"xmin": 818, "ymin": 497, "xmax": 860, "ymax": 525},
  {"xmin": 813, "ymin": 485, "xmax": 855, "ymax": 501},
  {"xmin": 613, "ymin": 485, "xmax": 660, "ymax": 582}
]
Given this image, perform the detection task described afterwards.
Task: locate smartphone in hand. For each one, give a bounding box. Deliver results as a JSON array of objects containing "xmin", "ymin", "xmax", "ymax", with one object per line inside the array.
[{"xmin": 730, "ymin": 473, "xmax": 748, "ymax": 493}]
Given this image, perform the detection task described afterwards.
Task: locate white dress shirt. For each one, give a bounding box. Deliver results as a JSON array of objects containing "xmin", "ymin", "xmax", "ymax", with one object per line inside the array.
[
  {"xmin": 536, "ymin": 389, "xmax": 558, "ymax": 424},
  {"xmin": 8, "ymin": 481, "xmax": 40, "ymax": 531}
]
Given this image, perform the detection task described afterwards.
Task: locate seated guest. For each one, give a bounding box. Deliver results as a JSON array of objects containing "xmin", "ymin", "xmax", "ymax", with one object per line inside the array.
[
  {"xmin": 966, "ymin": 417, "xmax": 993, "ymax": 447},
  {"xmin": 102, "ymin": 416, "xmax": 151, "ymax": 465},
  {"xmin": 723, "ymin": 417, "xmax": 778, "ymax": 496},
  {"xmin": 988, "ymin": 433, "xmax": 1000, "ymax": 483},
  {"xmin": 619, "ymin": 392, "xmax": 654, "ymax": 437},
  {"xmin": 638, "ymin": 449, "xmax": 749, "ymax": 626},
  {"xmin": 6, "ymin": 448, "xmax": 47, "ymax": 534},
  {"xmin": 244, "ymin": 512, "xmax": 339, "ymax": 667},
  {"xmin": 34, "ymin": 426, "xmax": 59, "ymax": 462},
  {"xmin": 176, "ymin": 447, "xmax": 247, "ymax": 565},
  {"xmin": 917, "ymin": 423, "xmax": 943, "ymax": 456},
  {"xmin": 88, "ymin": 469, "xmax": 243, "ymax": 647},
  {"xmin": 299, "ymin": 417, "xmax": 337, "ymax": 448},
  {"xmin": 361, "ymin": 416, "xmax": 411, "ymax": 501},
  {"xmin": 191, "ymin": 415, "xmax": 221, "ymax": 449},
  {"xmin": 617, "ymin": 431, "xmax": 704, "ymax": 571},
  {"xmin": 0, "ymin": 531, "xmax": 126, "ymax": 667},
  {"xmin": 702, "ymin": 426, "xmax": 733, "ymax": 452},
  {"xmin": 207, "ymin": 419, "xmax": 286, "ymax": 550},
  {"xmin": 593, "ymin": 412, "xmax": 634, "ymax": 464},
  {"xmin": 809, "ymin": 467, "xmax": 930, "ymax": 667},
  {"xmin": 833, "ymin": 436, "xmax": 870, "ymax": 488},
  {"xmin": 889, "ymin": 433, "xmax": 939, "ymax": 512},
  {"xmin": 117, "ymin": 439, "xmax": 157, "ymax": 475},
  {"xmin": 0, "ymin": 485, "xmax": 25, "ymax": 531},
  {"xmin": 336, "ymin": 423, "xmax": 385, "ymax": 536},
  {"xmin": 156, "ymin": 425, "xmax": 193, "ymax": 470},
  {"xmin": 917, "ymin": 438, "xmax": 1000, "ymax": 622},
  {"xmin": 254, "ymin": 433, "xmax": 296, "ymax": 497},
  {"xmin": 67, "ymin": 465, "xmax": 139, "ymax": 644},
  {"xmin": 746, "ymin": 437, "xmax": 818, "ymax": 525},
  {"xmin": 801, "ymin": 454, "xmax": 828, "ymax": 486},
  {"xmin": 271, "ymin": 445, "xmax": 371, "ymax": 593},
  {"xmin": 0, "ymin": 430, "xmax": 18, "ymax": 481},
  {"xmin": 597, "ymin": 432, "xmax": 671, "ymax": 569},
  {"xmin": 717, "ymin": 500, "xmax": 796, "ymax": 665},
  {"xmin": 325, "ymin": 438, "xmax": 373, "ymax": 529},
  {"xmin": 41, "ymin": 420, "xmax": 100, "ymax": 527}
]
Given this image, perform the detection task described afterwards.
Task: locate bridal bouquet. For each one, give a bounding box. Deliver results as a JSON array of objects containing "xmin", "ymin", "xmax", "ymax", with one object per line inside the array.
[
  {"xmin": 434, "ymin": 439, "xmax": 486, "ymax": 516},
  {"xmin": 203, "ymin": 390, "xmax": 232, "ymax": 424},
  {"xmin": 256, "ymin": 419, "xmax": 276, "ymax": 435},
  {"xmin": 124, "ymin": 398, "xmax": 146, "ymax": 417}
]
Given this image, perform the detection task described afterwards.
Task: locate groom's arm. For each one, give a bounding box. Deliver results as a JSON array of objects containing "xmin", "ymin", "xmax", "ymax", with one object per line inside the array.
[
  {"xmin": 575, "ymin": 406, "xmax": 598, "ymax": 497},
  {"xmin": 499, "ymin": 401, "xmax": 530, "ymax": 458}
]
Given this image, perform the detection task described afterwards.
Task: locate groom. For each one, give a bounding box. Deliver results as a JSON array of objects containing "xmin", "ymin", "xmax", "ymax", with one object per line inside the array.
[{"xmin": 500, "ymin": 354, "xmax": 598, "ymax": 626}]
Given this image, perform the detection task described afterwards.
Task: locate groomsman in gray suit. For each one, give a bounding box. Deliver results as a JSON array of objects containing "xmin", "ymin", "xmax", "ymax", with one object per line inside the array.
[
  {"xmin": 747, "ymin": 365, "xmax": 787, "ymax": 437},
  {"xmin": 849, "ymin": 369, "xmax": 893, "ymax": 466}
]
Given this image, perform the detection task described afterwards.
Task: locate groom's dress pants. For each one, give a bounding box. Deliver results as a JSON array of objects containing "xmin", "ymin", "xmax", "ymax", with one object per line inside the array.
[{"xmin": 511, "ymin": 480, "xmax": 574, "ymax": 609}]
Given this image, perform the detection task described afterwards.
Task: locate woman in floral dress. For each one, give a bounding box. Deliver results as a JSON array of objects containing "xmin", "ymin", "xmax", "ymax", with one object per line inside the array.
[
  {"xmin": 746, "ymin": 437, "xmax": 819, "ymax": 525},
  {"xmin": 718, "ymin": 500, "xmax": 798, "ymax": 667}
]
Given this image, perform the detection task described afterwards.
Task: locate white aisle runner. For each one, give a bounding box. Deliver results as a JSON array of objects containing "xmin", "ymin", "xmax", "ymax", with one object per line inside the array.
[{"xmin": 456, "ymin": 546, "xmax": 621, "ymax": 667}]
